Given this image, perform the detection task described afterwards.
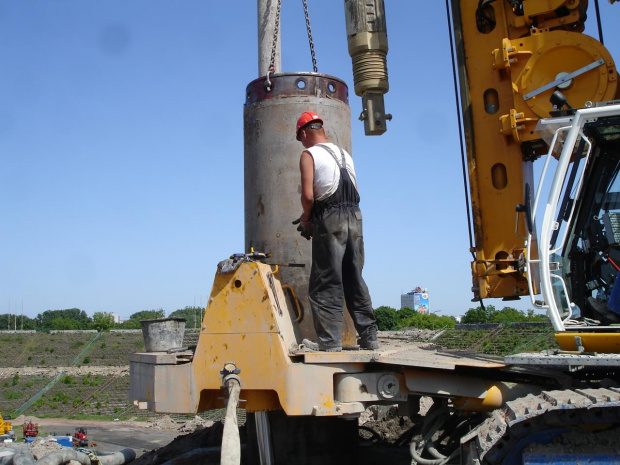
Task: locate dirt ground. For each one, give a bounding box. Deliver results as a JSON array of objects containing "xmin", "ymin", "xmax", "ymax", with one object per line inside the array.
[
  {"xmin": 130, "ymin": 409, "xmax": 415, "ymax": 465},
  {"xmin": 3, "ymin": 406, "xmax": 416, "ymax": 464},
  {"xmin": 2, "ymin": 415, "xmax": 184, "ymax": 460}
]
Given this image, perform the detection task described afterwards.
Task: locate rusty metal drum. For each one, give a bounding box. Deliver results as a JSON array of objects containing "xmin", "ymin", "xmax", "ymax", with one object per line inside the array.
[{"xmin": 244, "ymin": 72, "xmax": 352, "ymax": 341}]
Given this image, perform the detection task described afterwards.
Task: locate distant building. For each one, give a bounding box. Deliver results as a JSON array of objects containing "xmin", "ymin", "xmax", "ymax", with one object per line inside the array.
[
  {"xmin": 111, "ymin": 313, "xmax": 121, "ymax": 324},
  {"xmin": 401, "ymin": 287, "xmax": 430, "ymax": 314},
  {"xmin": 401, "ymin": 293, "xmax": 415, "ymax": 310}
]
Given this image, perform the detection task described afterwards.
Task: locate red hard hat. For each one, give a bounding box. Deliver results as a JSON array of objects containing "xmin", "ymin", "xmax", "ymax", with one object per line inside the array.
[{"xmin": 296, "ymin": 111, "xmax": 323, "ymax": 141}]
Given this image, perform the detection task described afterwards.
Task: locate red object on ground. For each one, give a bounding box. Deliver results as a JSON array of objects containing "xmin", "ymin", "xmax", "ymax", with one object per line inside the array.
[
  {"xmin": 73, "ymin": 426, "xmax": 88, "ymax": 446},
  {"xmin": 23, "ymin": 420, "xmax": 39, "ymax": 437}
]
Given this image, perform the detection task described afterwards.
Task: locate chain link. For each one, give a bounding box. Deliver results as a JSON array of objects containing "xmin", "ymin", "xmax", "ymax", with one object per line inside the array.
[
  {"xmin": 268, "ymin": 0, "xmax": 317, "ymax": 77},
  {"xmin": 302, "ymin": 0, "xmax": 318, "ymax": 72},
  {"xmin": 268, "ymin": 0, "xmax": 282, "ymax": 74}
]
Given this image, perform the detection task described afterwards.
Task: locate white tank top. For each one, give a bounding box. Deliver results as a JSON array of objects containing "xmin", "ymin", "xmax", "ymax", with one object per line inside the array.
[{"xmin": 306, "ymin": 143, "xmax": 358, "ymax": 201}]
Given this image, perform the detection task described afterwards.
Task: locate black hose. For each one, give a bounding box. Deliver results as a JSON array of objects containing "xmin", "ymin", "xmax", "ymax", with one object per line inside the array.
[
  {"xmin": 358, "ymin": 425, "xmax": 383, "ymax": 443},
  {"xmin": 444, "ymin": 0, "xmax": 476, "ymax": 262},
  {"xmin": 593, "ymin": 0, "xmax": 604, "ymax": 45}
]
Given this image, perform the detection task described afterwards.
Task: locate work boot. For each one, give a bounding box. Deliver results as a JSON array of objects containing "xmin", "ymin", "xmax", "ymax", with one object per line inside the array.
[
  {"xmin": 358, "ymin": 338, "xmax": 380, "ymax": 350},
  {"xmin": 302, "ymin": 338, "xmax": 342, "ymax": 352},
  {"xmin": 587, "ymin": 297, "xmax": 620, "ymax": 323}
]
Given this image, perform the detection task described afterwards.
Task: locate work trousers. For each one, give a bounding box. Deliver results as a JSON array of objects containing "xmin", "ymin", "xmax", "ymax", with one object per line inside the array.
[
  {"xmin": 608, "ymin": 279, "xmax": 620, "ymax": 315},
  {"xmin": 309, "ymin": 205, "xmax": 377, "ymax": 350}
]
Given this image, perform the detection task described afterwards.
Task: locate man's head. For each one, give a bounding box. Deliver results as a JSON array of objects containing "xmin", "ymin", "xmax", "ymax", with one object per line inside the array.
[{"xmin": 296, "ymin": 111, "xmax": 324, "ymax": 144}]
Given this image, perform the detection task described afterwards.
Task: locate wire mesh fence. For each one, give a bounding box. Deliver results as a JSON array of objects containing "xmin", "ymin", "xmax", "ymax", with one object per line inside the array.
[{"xmin": 0, "ymin": 325, "xmax": 557, "ymax": 421}]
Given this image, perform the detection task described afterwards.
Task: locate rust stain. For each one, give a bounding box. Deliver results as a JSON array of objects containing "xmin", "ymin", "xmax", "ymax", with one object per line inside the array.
[{"xmin": 257, "ymin": 195, "xmax": 265, "ymax": 217}]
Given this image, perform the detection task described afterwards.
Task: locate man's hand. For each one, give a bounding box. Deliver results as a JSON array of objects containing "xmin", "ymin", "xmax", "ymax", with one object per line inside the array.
[{"xmin": 292, "ymin": 216, "xmax": 313, "ymax": 240}]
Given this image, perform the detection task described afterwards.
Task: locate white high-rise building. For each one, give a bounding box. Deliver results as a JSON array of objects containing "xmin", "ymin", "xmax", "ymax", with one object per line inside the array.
[{"xmin": 400, "ymin": 288, "xmax": 430, "ymax": 314}]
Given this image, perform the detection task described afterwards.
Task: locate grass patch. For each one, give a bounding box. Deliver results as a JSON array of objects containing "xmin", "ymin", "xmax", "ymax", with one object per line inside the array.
[{"xmin": 61, "ymin": 375, "xmax": 77, "ymax": 385}]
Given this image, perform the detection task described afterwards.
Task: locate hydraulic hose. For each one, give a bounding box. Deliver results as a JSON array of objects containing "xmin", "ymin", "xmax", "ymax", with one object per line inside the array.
[
  {"xmin": 37, "ymin": 450, "xmax": 91, "ymax": 465},
  {"xmin": 97, "ymin": 449, "xmax": 137, "ymax": 465},
  {"xmin": 221, "ymin": 376, "xmax": 242, "ymax": 465},
  {"xmin": 410, "ymin": 404, "xmax": 459, "ymax": 465},
  {"xmin": 0, "ymin": 445, "xmax": 135, "ymax": 465},
  {"xmin": 3, "ymin": 447, "xmax": 37, "ymax": 465}
]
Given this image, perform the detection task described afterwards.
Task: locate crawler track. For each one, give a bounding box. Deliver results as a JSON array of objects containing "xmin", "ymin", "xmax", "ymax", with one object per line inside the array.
[{"xmin": 461, "ymin": 387, "xmax": 620, "ymax": 464}]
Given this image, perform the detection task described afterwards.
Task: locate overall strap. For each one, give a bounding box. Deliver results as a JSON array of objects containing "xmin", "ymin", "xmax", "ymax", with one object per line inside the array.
[
  {"xmin": 311, "ymin": 143, "xmax": 360, "ymax": 222},
  {"xmin": 316, "ymin": 143, "xmax": 346, "ymax": 169}
]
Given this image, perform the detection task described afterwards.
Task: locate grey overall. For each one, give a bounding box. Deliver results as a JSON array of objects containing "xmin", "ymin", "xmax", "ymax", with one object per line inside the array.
[{"xmin": 309, "ymin": 144, "xmax": 378, "ymax": 350}]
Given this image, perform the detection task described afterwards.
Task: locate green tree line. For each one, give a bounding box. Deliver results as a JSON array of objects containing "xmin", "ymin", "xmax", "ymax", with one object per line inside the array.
[
  {"xmin": 461, "ymin": 305, "xmax": 548, "ymax": 324},
  {"xmin": 374, "ymin": 305, "xmax": 547, "ymax": 331},
  {"xmin": 1, "ymin": 304, "xmax": 546, "ymax": 333},
  {"xmin": 374, "ymin": 306, "xmax": 457, "ymax": 330},
  {"xmin": 0, "ymin": 306, "xmax": 204, "ymax": 332}
]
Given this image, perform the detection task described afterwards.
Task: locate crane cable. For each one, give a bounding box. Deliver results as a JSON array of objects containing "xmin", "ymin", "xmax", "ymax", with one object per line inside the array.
[
  {"xmin": 593, "ymin": 0, "xmax": 605, "ymax": 46},
  {"xmin": 445, "ymin": 0, "xmax": 486, "ymax": 310},
  {"xmin": 444, "ymin": 0, "xmax": 475, "ymax": 262}
]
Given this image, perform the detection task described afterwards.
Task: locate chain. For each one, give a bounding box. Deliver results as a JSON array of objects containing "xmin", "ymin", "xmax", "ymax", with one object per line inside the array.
[
  {"xmin": 268, "ymin": 0, "xmax": 282, "ymax": 74},
  {"xmin": 302, "ymin": 0, "xmax": 318, "ymax": 72}
]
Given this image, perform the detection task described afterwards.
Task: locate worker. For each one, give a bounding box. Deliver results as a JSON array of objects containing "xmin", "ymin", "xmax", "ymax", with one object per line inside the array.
[
  {"xmin": 588, "ymin": 277, "xmax": 620, "ymax": 323},
  {"xmin": 588, "ymin": 295, "xmax": 620, "ymax": 323},
  {"xmin": 293, "ymin": 111, "xmax": 379, "ymax": 352}
]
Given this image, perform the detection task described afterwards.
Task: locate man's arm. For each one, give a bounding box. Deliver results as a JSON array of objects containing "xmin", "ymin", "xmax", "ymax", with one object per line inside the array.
[{"xmin": 300, "ymin": 151, "xmax": 315, "ymax": 220}]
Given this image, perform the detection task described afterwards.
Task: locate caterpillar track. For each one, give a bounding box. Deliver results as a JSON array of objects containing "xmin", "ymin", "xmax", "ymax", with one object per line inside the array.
[{"xmin": 461, "ymin": 387, "xmax": 620, "ymax": 464}]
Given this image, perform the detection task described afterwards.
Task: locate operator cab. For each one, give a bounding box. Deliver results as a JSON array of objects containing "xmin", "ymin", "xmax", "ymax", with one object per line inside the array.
[{"xmin": 530, "ymin": 102, "xmax": 620, "ymax": 329}]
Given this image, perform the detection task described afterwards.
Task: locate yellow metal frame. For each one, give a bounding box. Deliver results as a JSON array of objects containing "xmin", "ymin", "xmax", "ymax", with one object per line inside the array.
[
  {"xmin": 555, "ymin": 332, "xmax": 620, "ymax": 352},
  {"xmin": 453, "ymin": 0, "xmax": 617, "ymax": 299},
  {"xmin": 130, "ymin": 260, "xmax": 545, "ymax": 417}
]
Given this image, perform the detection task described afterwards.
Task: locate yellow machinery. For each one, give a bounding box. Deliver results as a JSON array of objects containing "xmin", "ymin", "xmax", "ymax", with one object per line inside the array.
[
  {"xmin": 131, "ymin": 253, "xmax": 620, "ymax": 464},
  {"xmin": 130, "ymin": 1, "xmax": 620, "ymax": 463},
  {"xmin": 0, "ymin": 412, "xmax": 14, "ymax": 441},
  {"xmin": 345, "ymin": 0, "xmax": 619, "ymax": 305},
  {"xmin": 132, "ymin": 256, "xmax": 531, "ymax": 417},
  {"xmin": 451, "ymin": 0, "xmax": 617, "ymax": 300}
]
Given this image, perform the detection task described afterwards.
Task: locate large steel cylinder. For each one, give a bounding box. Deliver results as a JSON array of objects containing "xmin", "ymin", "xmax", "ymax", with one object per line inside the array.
[{"xmin": 244, "ymin": 72, "xmax": 352, "ymax": 341}]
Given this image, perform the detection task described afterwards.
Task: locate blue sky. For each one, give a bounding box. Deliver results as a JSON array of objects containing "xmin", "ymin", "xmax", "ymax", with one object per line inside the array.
[{"xmin": 1, "ymin": 1, "xmax": 619, "ymax": 320}]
